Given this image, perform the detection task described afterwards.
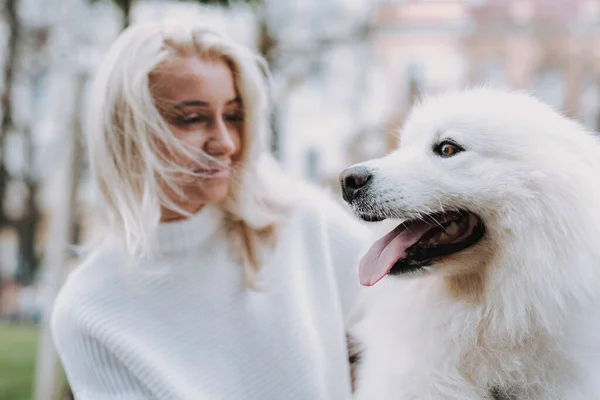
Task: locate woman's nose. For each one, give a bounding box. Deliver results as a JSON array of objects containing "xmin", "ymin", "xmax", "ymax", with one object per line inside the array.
[{"xmin": 205, "ymin": 119, "xmax": 236, "ymax": 156}]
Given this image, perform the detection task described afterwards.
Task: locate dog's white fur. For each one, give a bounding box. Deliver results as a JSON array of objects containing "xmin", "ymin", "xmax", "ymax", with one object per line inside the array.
[{"xmin": 350, "ymin": 88, "xmax": 600, "ymax": 399}]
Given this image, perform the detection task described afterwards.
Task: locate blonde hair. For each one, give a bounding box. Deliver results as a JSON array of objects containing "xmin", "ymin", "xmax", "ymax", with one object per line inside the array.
[{"xmin": 85, "ymin": 19, "xmax": 293, "ymax": 283}]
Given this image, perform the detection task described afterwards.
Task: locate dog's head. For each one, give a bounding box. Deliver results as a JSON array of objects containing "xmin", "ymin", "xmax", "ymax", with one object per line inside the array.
[{"xmin": 341, "ymin": 88, "xmax": 600, "ymax": 287}]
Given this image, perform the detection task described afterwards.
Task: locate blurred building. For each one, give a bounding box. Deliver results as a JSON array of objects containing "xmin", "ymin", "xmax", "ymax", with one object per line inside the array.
[
  {"xmin": 466, "ymin": 0, "xmax": 600, "ymax": 126},
  {"xmin": 345, "ymin": 0, "xmax": 600, "ymax": 167}
]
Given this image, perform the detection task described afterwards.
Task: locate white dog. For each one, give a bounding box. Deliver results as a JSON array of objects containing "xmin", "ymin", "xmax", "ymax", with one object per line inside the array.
[{"xmin": 340, "ymin": 88, "xmax": 600, "ymax": 399}]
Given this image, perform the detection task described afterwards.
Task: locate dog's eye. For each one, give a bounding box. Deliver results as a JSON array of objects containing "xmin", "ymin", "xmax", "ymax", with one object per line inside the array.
[{"xmin": 434, "ymin": 140, "xmax": 464, "ymax": 158}]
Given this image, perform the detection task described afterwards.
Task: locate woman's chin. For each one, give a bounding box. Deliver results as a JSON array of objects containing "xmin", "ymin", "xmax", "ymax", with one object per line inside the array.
[
  {"xmin": 199, "ymin": 183, "xmax": 230, "ymax": 205},
  {"xmin": 174, "ymin": 180, "xmax": 231, "ymax": 212}
]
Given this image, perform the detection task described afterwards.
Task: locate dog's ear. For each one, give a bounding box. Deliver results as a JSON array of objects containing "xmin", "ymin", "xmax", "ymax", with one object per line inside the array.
[{"xmin": 346, "ymin": 332, "xmax": 363, "ymax": 392}]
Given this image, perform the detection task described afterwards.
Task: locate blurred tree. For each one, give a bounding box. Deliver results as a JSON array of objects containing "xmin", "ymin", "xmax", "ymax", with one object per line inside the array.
[
  {"xmin": 1, "ymin": 8, "xmax": 52, "ymax": 287},
  {"xmin": 0, "ymin": 0, "xmax": 18, "ymax": 229},
  {"xmin": 0, "ymin": 0, "xmax": 52, "ymax": 287},
  {"xmin": 112, "ymin": 0, "xmax": 133, "ymax": 27},
  {"xmin": 14, "ymin": 25, "xmax": 51, "ymax": 286},
  {"xmin": 98, "ymin": 0, "xmax": 260, "ymax": 29},
  {"xmin": 0, "ymin": 0, "xmax": 45, "ymax": 287},
  {"xmin": 257, "ymin": 4, "xmax": 374, "ymax": 157},
  {"xmin": 0, "ymin": 0, "xmax": 18, "ymax": 306}
]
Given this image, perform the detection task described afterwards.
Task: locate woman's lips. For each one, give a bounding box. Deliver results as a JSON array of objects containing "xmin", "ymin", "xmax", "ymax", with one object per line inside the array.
[{"xmin": 194, "ymin": 166, "xmax": 230, "ymax": 179}]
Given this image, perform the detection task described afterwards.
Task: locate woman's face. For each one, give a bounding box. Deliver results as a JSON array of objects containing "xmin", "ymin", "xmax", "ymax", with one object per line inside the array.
[{"xmin": 151, "ymin": 56, "xmax": 243, "ymax": 222}]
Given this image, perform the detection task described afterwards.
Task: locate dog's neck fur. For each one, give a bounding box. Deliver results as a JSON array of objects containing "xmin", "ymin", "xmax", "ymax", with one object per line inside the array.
[
  {"xmin": 444, "ymin": 272, "xmax": 485, "ymax": 302},
  {"xmin": 446, "ymin": 176, "xmax": 600, "ymax": 336}
]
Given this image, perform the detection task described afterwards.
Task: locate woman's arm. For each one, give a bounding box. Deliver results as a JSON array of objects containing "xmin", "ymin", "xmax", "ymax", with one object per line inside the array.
[
  {"xmin": 51, "ymin": 289, "xmax": 155, "ymax": 400},
  {"xmin": 317, "ymin": 192, "xmax": 372, "ymax": 393},
  {"xmin": 320, "ymin": 192, "xmax": 372, "ymax": 327}
]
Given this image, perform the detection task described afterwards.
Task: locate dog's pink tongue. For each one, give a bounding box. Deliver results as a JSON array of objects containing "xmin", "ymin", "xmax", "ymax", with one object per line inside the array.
[{"xmin": 359, "ymin": 223, "xmax": 432, "ymax": 286}]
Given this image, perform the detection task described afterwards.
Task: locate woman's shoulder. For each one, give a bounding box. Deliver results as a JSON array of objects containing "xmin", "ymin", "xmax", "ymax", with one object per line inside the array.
[
  {"xmin": 51, "ymin": 241, "xmax": 130, "ymax": 335},
  {"xmin": 291, "ymin": 182, "xmax": 372, "ymax": 244},
  {"xmin": 292, "ymin": 182, "xmax": 345, "ymax": 215}
]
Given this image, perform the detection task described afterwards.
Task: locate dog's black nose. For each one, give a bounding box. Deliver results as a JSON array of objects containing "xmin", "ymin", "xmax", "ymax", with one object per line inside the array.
[{"xmin": 339, "ymin": 166, "xmax": 372, "ymax": 203}]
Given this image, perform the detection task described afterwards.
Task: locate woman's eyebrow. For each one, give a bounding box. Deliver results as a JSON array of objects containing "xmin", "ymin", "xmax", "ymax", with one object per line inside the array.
[{"xmin": 174, "ymin": 100, "xmax": 210, "ymax": 108}]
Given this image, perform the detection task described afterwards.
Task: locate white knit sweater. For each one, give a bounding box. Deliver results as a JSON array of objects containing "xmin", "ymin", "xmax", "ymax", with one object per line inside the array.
[{"xmin": 51, "ymin": 190, "xmax": 371, "ymax": 400}]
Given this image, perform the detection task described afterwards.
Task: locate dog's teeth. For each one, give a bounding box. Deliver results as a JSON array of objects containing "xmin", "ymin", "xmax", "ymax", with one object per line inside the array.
[
  {"xmin": 446, "ymin": 222, "xmax": 459, "ymax": 236},
  {"xmin": 428, "ymin": 232, "xmax": 445, "ymax": 244}
]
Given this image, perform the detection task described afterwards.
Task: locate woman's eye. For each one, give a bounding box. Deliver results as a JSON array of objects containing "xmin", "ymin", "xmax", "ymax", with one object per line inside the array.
[
  {"xmin": 434, "ymin": 140, "xmax": 465, "ymax": 158},
  {"xmin": 224, "ymin": 113, "xmax": 244, "ymax": 123},
  {"xmin": 179, "ymin": 114, "xmax": 209, "ymax": 126}
]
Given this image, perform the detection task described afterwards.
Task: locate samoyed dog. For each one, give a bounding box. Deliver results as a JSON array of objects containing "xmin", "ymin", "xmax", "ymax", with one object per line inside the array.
[{"xmin": 340, "ymin": 88, "xmax": 600, "ymax": 399}]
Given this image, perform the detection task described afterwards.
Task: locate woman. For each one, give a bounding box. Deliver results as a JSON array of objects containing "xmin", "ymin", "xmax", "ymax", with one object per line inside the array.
[{"xmin": 51, "ymin": 18, "xmax": 370, "ymax": 400}]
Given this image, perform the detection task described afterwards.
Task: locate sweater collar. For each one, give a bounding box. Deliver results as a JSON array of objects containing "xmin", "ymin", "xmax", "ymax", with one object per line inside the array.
[{"xmin": 154, "ymin": 205, "xmax": 224, "ymax": 253}]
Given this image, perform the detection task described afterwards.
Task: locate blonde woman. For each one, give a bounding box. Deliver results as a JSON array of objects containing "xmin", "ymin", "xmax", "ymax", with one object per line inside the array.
[{"xmin": 51, "ymin": 19, "xmax": 370, "ymax": 400}]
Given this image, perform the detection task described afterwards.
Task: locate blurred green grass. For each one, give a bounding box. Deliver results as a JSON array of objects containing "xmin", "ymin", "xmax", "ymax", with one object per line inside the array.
[{"xmin": 0, "ymin": 323, "xmax": 38, "ymax": 400}]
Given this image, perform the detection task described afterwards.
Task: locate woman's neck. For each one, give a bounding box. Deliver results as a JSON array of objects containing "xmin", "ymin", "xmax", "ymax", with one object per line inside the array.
[{"xmin": 160, "ymin": 203, "xmax": 205, "ymax": 223}]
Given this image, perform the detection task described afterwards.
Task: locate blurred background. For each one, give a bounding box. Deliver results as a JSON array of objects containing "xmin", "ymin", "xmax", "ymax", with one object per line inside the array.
[{"xmin": 1, "ymin": 0, "xmax": 600, "ymax": 398}]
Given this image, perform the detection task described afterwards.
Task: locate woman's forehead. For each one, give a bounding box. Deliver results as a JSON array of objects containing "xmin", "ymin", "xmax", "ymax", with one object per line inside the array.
[{"xmin": 150, "ymin": 56, "xmax": 237, "ymax": 105}]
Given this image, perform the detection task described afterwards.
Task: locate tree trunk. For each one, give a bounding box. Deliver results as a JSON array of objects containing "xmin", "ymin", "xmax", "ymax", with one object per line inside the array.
[
  {"xmin": 118, "ymin": 0, "xmax": 132, "ymax": 28},
  {"xmin": 255, "ymin": 13, "xmax": 281, "ymax": 158},
  {"xmin": 15, "ymin": 180, "xmax": 40, "ymax": 285},
  {"xmin": 0, "ymin": 0, "xmax": 19, "ymax": 228},
  {"xmin": 0, "ymin": 0, "xmax": 19, "ymax": 309},
  {"xmin": 14, "ymin": 121, "xmax": 40, "ymax": 285}
]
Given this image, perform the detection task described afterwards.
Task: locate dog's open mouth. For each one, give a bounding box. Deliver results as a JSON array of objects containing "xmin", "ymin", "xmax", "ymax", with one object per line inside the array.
[{"xmin": 359, "ymin": 211, "xmax": 485, "ymax": 286}]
